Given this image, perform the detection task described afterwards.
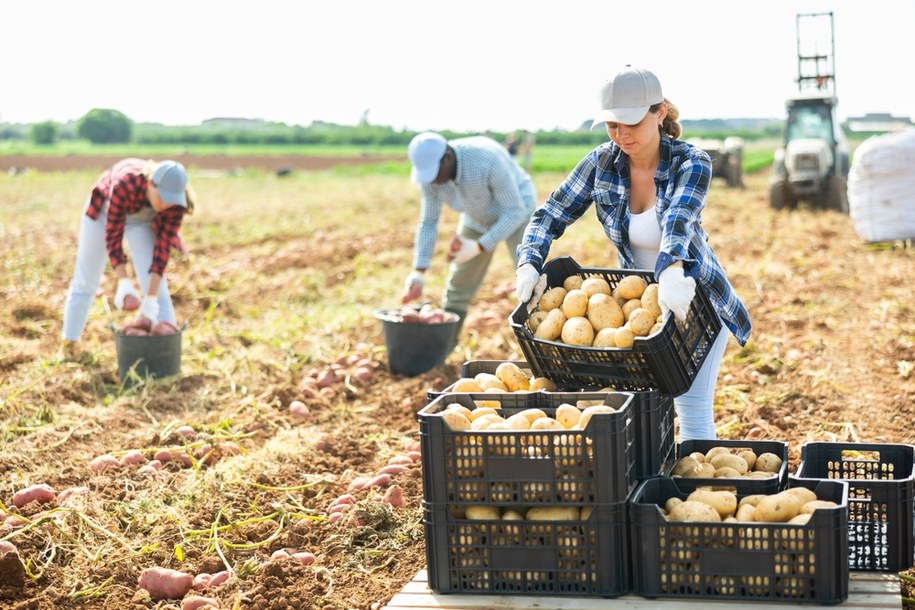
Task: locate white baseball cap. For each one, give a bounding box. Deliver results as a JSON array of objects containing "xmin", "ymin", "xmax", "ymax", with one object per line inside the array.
[
  {"xmin": 407, "ymin": 132, "xmax": 447, "ymax": 184},
  {"xmin": 591, "ymin": 66, "xmax": 664, "ymax": 129},
  {"xmin": 151, "ymin": 160, "xmax": 188, "ymax": 207}
]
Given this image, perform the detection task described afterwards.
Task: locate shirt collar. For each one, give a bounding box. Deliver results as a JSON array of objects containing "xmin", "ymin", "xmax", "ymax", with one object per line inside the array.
[{"xmin": 612, "ymin": 133, "xmax": 674, "ymax": 182}]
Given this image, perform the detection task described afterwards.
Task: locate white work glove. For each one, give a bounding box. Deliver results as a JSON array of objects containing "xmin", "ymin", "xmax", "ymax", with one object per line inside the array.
[
  {"xmin": 515, "ymin": 263, "xmax": 547, "ymax": 312},
  {"xmin": 138, "ymin": 296, "xmax": 160, "ymax": 325},
  {"xmin": 658, "ymin": 266, "xmax": 696, "ymax": 322},
  {"xmin": 114, "ymin": 278, "xmax": 141, "ymax": 310},
  {"xmin": 401, "ymin": 271, "xmax": 424, "ymax": 304},
  {"xmin": 448, "ymin": 235, "xmax": 481, "ymax": 265}
]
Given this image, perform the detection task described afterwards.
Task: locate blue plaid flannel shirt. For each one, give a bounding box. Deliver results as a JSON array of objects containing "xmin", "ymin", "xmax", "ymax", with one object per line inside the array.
[{"xmin": 517, "ymin": 135, "xmax": 751, "ymax": 346}]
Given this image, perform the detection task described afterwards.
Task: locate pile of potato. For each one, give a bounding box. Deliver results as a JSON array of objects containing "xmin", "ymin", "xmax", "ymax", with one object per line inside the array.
[
  {"xmin": 449, "ymin": 361, "xmax": 557, "ymax": 393},
  {"xmin": 662, "ymin": 487, "xmax": 838, "ymax": 525},
  {"xmin": 671, "ymin": 446, "xmax": 783, "ymax": 480},
  {"xmin": 436, "ymin": 397, "xmax": 616, "ymax": 433},
  {"xmin": 527, "ymin": 274, "xmax": 664, "ymax": 348},
  {"xmin": 452, "ymin": 504, "xmax": 593, "ymax": 521}
]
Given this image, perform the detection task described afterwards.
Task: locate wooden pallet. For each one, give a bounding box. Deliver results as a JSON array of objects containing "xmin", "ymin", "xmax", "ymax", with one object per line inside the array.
[{"xmin": 381, "ymin": 570, "xmax": 903, "ymax": 609}]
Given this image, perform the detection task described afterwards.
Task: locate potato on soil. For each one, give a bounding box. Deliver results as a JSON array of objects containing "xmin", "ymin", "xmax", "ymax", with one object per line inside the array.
[{"xmin": 616, "ymin": 275, "xmax": 648, "ymax": 300}]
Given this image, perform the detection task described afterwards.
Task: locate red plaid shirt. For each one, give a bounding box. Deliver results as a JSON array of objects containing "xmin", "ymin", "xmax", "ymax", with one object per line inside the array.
[{"xmin": 85, "ymin": 158, "xmax": 185, "ymax": 276}]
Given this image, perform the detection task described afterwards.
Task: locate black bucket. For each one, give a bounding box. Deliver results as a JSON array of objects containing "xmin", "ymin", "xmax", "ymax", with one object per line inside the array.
[
  {"xmin": 111, "ymin": 323, "xmax": 184, "ymax": 384},
  {"xmin": 374, "ymin": 309, "xmax": 458, "ymax": 376}
]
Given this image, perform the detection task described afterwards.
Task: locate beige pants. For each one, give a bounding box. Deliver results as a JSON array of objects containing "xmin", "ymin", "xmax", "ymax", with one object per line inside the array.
[{"xmin": 442, "ymin": 222, "xmax": 526, "ymax": 320}]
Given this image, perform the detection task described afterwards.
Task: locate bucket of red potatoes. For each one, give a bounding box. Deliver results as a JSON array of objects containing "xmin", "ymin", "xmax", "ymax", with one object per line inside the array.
[{"xmin": 111, "ymin": 318, "xmax": 184, "ymax": 384}]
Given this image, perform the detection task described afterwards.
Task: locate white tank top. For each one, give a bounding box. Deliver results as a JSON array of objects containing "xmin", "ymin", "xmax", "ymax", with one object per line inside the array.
[{"xmin": 629, "ymin": 206, "xmax": 662, "ymax": 270}]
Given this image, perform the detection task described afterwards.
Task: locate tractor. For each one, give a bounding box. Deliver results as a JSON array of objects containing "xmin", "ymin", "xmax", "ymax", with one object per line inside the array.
[
  {"xmin": 769, "ymin": 12, "xmax": 849, "ymax": 213},
  {"xmin": 690, "ymin": 137, "xmax": 744, "ymax": 188}
]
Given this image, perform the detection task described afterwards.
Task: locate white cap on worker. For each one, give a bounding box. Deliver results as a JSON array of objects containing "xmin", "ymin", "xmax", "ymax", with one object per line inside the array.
[
  {"xmin": 407, "ymin": 132, "xmax": 447, "ymax": 184},
  {"xmin": 591, "ymin": 65, "xmax": 664, "ymax": 129}
]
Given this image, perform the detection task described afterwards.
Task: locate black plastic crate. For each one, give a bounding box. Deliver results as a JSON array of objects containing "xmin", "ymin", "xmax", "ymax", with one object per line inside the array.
[
  {"xmin": 665, "ymin": 439, "xmax": 789, "ymax": 495},
  {"xmin": 429, "ymin": 360, "xmax": 674, "ymax": 481},
  {"xmin": 424, "ymin": 501, "xmax": 630, "ymax": 597},
  {"xmin": 796, "ymin": 442, "xmax": 915, "ymax": 572},
  {"xmin": 509, "ymin": 257, "xmax": 722, "ymax": 397},
  {"xmin": 630, "ymin": 476, "xmax": 849, "ymax": 604},
  {"xmin": 418, "ymin": 392, "xmax": 636, "ymax": 506}
]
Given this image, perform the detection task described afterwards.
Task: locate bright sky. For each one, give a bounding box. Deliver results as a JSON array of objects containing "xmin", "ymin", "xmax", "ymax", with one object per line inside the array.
[{"xmin": 4, "ymin": 1, "xmax": 913, "ymax": 133}]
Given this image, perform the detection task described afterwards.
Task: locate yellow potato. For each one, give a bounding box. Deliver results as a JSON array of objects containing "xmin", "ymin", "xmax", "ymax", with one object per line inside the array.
[
  {"xmin": 528, "ymin": 376, "xmax": 557, "ymax": 391},
  {"xmin": 530, "ymin": 416, "xmax": 564, "ymax": 430},
  {"xmin": 754, "ymin": 452, "xmax": 784, "ymax": 473},
  {"xmin": 713, "ymin": 466, "xmax": 742, "ymax": 479},
  {"xmin": 621, "ymin": 298, "xmax": 642, "ymax": 320},
  {"xmin": 561, "ymin": 317, "xmax": 594, "ymax": 346},
  {"xmin": 562, "ymin": 275, "xmax": 583, "ymax": 291},
  {"xmin": 538, "ymin": 286, "xmax": 567, "ymax": 312},
  {"xmin": 580, "ymin": 277, "xmax": 612, "ymax": 297},
  {"xmin": 561, "ymin": 289, "xmax": 589, "ymax": 318},
  {"xmin": 665, "ymin": 497, "xmax": 683, "ymax": 513},
  {"xmin": 518, "ymin": 408, "xmax": 548, "ymax": 423},
  {"xmin": 466, "ymin": 505, "xmax": 500, "ymax": 520},
  {"xmin": 443, "ymin": 404, "xmax": 473, "ymax": 420},
  {"xmin": 691, "ymin": 462, "xmax": 716, "ymax": 478},
  {"xmin": 710, "ymin": 454, "xmax": 749, "ymax": 475},
  {"xmin": 628, "ymin": 307, "xmax": 656, "ymax": 336},
  {"xmin": 735, "ymin": 503, "xmax": 757, "ymax": 522},
  {"xmin": 495, "ymin": 362, "xmax": 530, "ymax": 392},
  {"xmin": 788, "ymin": 513, "xmax": 811, "ymax": 526},
  {"xmin": 799, "ymin": 500, "xmax": 838, "ymax": 514},
  {"xmin": 687, "ymin": 489, "xmax": 738, "ymax": 518},
  {"xmin": 783, "ymin": 487, "xmax": 818, "ymax": 506},
  {"xmin": 753, "ymin": 492, "xmax": 801, "ymax": 523},
  {"xmin": 587, "ymin": 299, "xmax": 625, "ymax": 331},
  {"xmin": 469, "ymin": 407, "xmax": 500, "ymax": 421},
  {"xmin": 672, "ymin": 456, "xmax": 701, "ymax": 477},
  {"xmin": 736, "ymin": 450, "xmax": 757, "ymax": 470},
  {"xmin": 440, "ymin": 408, "xmax": 472, "ymax": 431},
  {"xmin": 470, "ymin": 413, "xmax": 504, "ymax": 430},
  {"xmin": 451, "ymin": 378, "xmax": 484, "ymax": 392},
  {"xmin": 555, "ymin": 403, "xmax": 581, "ymax": 429},
  {"xmin": 616, "ymin": 275, "xmax": 648, "ymax": 300},
  {"xmin": 527, "ymin": 310, "xmax": 548, "ymax": 333},
  {"xmin": 534, "ymin": 308, "xmax": 566, "ymax": 340},
  {"xmin": 614, "ymin": 326, "xmax": 635, "ymax": 348},
  {"xmin": 668, "ymin": 500, "xmax": 721, "ymax": 522},
  {"xmin": 504, "ymin": 413, "xmax": 532, "ymax": 430},
  {"xmin": 502, "ymin": 509, "xmax": 525, "ymax": 521},
  {"xmin": 704, "ymin": 446, "xmax": 732, "ymax": 461},
  {"xmin": 526, "ymin": 506, "xmax": 579, "ymax": 521},
  {"xmin": 592, "ymin": 327, "xmax": 617, "ymax": 348},
  {"xmin": 641, "ymin": 283, "xmax": 662, "ymax": 318},
  {"xmin": 577, "ymin": 405, "xmax": 616, "ymax": 429}
]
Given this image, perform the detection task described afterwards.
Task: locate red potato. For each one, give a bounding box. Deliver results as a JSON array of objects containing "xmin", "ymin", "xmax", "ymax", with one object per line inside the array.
[
  {"xmin": 12, "ymin": 484, "xmax": 57, "ymax": 508},
  {"xmin": 124, "ymin": 327, "xmax": 149, "ymax": 336},
  {"xmin": 328, "ymin": 512, "xmax": 344, "ymax": 524},
  {"xmin": 364, "ymin": 473, "xmax": 392, "ymax": 489},
  {"xmin": 119, "ymin": 450, "xmax": 147, "ymax": 466},
  {"xmin": 289, "ymin": 401, "xmax": 310, "ymax": 418},
  {"xmin": 57, "ymin": 486, "xmax": 89, "ymax": 505},
  {"xmin": 193, "ymin": 573, "xmax": 212, "ymax": 590},
  {"xmin": 208, "ymin": 570, "xmax": 229, "ymax": 588},
  {"xmin": 353, "ymin": 366, "xmax": 373, "ymax": 382},
  {"xmin": 347, "ymin": 477, "xmax": 371, "ymax": 492},
  {"xmin": 382, "ymin": 485, "xmax": 406, "ymax": 508},
  {"xmin": 137, "ymin": 465, "xmax": 163, "ymax": 477},
  {"xmin": 328, "ymin": 503, "xmax": 351, "ymax": 515},
  {"xmin": 90, "ymin": 454, "xmax": 120, "ymax": 473},
  {"xmin": 138, "ymin": 567, "xmax": 194, "ymax": 600},
  {"xmin": 181, "ymin": 596, "xmax": 218, "ymax": 610},
  {"xmin": 2, "ymin": 515, "xmax": 28, "ymax": 529},
  {"xmin": 174, "ymin": 425, "xmax": 196, "ymax": 438},
  {"xmin": 377, "ymin": 464, "xmax": 408, "ymax": 476},
  {"xmin": 387, "ymin": 455, "xmax": 414, "ymax": 466},
  {"xmin": 318, "ymin": 387, "xmax": 336, "ymax": 400},
  {"xmin": 122, "ymin": 294, "xmax": 140, "ymax": 311},
  {"xmin": 125, "ymin": 317, "xmax": 152, "ymax": 332},
  {"xmin": 328, "ymin": 493, "xmax": 356, "ymax": 509},
  {"xmin": 407, "ymin": 451, "xmax": 422, "ymax": 463},
  {"xmin": 153, "ymin": 449, "xmax": 174, "ymax": 463},
  {"xmin": 0, "ymin": 540, "xmax": 18, "ymax": 556},
  {"xmin": 151, "ymin": 321, "xmax": 179, "ymax": 336},
  {"xmin": 292, "ymin": 552, "xmax": 315, "ymax": 566},
  {"xmin": 316, "ymin": 368, "xmax": 338, "ymax": 389}
]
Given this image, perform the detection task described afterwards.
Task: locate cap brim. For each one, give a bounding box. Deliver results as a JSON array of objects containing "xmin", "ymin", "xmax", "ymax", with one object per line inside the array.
[
  {"xmin": 590, "ymin": 105, "xmax": 651, "ymax": 130},
  {"xmin": 158, "ymin": 189, "xmax": 188, "ymax": 207},
  {"xmin": 410, "ymin": 164, "xmax": 439, "ymax": 185}
]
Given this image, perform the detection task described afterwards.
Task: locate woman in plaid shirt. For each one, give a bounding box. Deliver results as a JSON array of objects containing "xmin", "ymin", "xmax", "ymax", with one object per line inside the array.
[
  {"xmin": 61, "ymin": 158, "xmax": 193, "ymax": 357},
  {"xmin": 515, "ymin": 66, "xmax": 751, "ymax": 441}
]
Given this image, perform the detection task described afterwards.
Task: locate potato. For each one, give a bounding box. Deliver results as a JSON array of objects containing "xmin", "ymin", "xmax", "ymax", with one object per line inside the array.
[
  {"xmin": 710, "ymin": 454, "xmax": 749, "ymax": 475},
  {"xmin": 616, "ymin": 275, "xmax": 648, "ymax": 300},
  {"xmin": 504, "ymin": 413, "xmax": 532, "ymax": 430},
  {"xmin": 555, "ymin": 403, "xmax": 581, "ymax": 429},
  {"xmin": 451, "ymin": 378, "xmax": 484, "ymax": 392},
  {"xmin": 668, "ymin": 500, "xmax": 721, "ymax": 522},
  {"xmin": 788, "ymin": 513, "xmax": 811, "ymax": 526},
  {"xmin": 468, "ymin": 406, "xmax": 500, "ymax": 421},
  {"xmin": 440, "ymin": 409, "xmax": 472, "ymax": 431},
  {"xmin": 738, "ymin": 494, "xmax": 767, "ymax": 508},
  {"xmin": 527, "ymin": 310, "xmax": 548, "ymax": 333},
  {"xmin": 138, "ymin": 567, "xmax": 194, "ymax": 600},
  {"xmin": 471, "ymin": 414, "xmax": 503, "ymax": 430},
  {"xmin": 754, "ymin": 452, "xmax": 783, "ymax": 473},
  {"xmin": 518, "ymin": 408, "xmax": 548, "ymax": 423},
  {"xmin": 672, "ymin": 456, "xmax": 701, "ymax": 477},
  {"xmin": 735, "ymin": 503, "xmax": 757, "ymax": 522},
  {"xmin": 799, "ymin": 500, "xmax": 838, "ymax": 514},
  {"xmin": 753, "ymin": 492, "xmax": 801, "ymax": 523},
  {"xmin": 783, "ymin": 487, "xmax": 818, "ymax": 506},
  {"xmin": 577, "ymin": 405, "xmax": 615, "ymax": 429},
  {"xmin": 538, "ymin": 286, "xmax": 567, "ymax": 312},
  {"xmin": 614, "ymin": 326, "xmax": 635, "ymax": 348},
  {"xmin": 534, "ymin": 308, "xmax": 566, "ymax": 340},
  {"xmin": 621, "ymin": 298, "xmax": 642, "ymax": 320},
  {"xmin": 526, "ymin": 506, "xmax": 579, "ymax": 521},
  {"xmin": 495, "ymin": 362, "xmax": 530, "ymax": 392},
  {"xmin": 11, "ymin": 484, "xmax": 57, "ymax": 508},
  {"xmin": 561, "ymin": 317, "xmax": 594, "ymax": 346},
  {"xmin": 713, "ymin": 466, "xmax": 742, "ymax": 479},
  {"xmin": 530, "ymin": 417, "xmax": 564, "ymax": 430},
  {"xmin": 689, "ymin": 451, "xmax": 707, "ymax": 463},
  {"xmin": 466, "ymin": 505, "xmax": 500, "ymax": 520},
  {"xmin": 664, "ymin": 497, "xmax": 683, "ymax": 513},
  {"xmin": 704, "ymin": 446, "xmax": 732, "ymax": 461},
  {"xmin": 627, "ymin": 308, "xmax": 656, "ymax": 336},
  {"xmin": 692, "ymin": 462, "xmax": 716, "ymax": 478},
  {"xmin": 592, "ymin": 328, "xmax": 617, "ymax": 348},
  {"xmin": 561, "ymin": 289, "xmax": 589, "ymax": 318},
  {"xmin": 587, "ymin": 299, "xmax": 625, "ymax": 331},
  {"xmin": 528, "ymin": 377, "xmax": 557, "ymax": 391},
  {"xmin": 562, "ymin": 275, "xmax": 583, "ymax": 291},
  {"xmin": 687, "ymin": 489, "xmax": 737, "ymax": 518},
  {"xmin": 474, "ymin": 373, "xmax": 508, "ymax": 392},
  {"xmin": 580, "ymin": 277, "xmax": 611, "ymax": 297},
  {"xmin": 736, "ymin": 450, "xmax": 757, "ymax": 470},
  {"xmin": 641, "ymin": 283, "xmax": 662, "ymax": 317},
  {"xmin": 502, "ymin": 509, "xmax": 525, "ymax": 521}
]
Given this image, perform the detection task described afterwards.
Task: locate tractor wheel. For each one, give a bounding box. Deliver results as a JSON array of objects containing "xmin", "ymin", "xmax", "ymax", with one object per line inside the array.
[
  {"xmin": 824, "ymin": 175, "xmax": 849, "ymax": 213},
  {"xmin": 769, "ymin": 180, "xmax": 793, "ymax": 210},
  {"xmin": 726, "ymin": 150, "xmax": 744, "ymax": 188}
]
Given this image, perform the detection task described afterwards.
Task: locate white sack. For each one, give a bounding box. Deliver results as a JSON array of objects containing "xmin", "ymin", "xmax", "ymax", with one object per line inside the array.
[{"xmin": 847, "ymin": 128, "xmax": 915, "ymax": 242}]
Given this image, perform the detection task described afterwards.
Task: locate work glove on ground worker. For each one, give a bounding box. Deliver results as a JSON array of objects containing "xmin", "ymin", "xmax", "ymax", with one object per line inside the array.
[
  {"xmin": 515, "ymin": 263, "xmax": 548, "ymax": 313},
  {"xmin": 138, "ymin": 297, "xmax": 160, "ymax": 326},
  {"xmin": 401, "ymin": 271, "xmax": 424, "ymax": 304},
  {"xmin": 114, "ymin": 278, "xmax": 141, "ymax": 311},
  {"xmin": 447, "ymin": 235, "xmax": 482, "ymax": 265},
  {"xmin": 658, "ymin": 265, "xmax": 696, "ymax": 322}
]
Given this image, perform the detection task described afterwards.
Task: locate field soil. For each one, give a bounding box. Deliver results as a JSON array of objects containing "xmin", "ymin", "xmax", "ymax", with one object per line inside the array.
[{"xmin": 1, "ymin": 154, "xmax": 913, "ymax": 610}]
